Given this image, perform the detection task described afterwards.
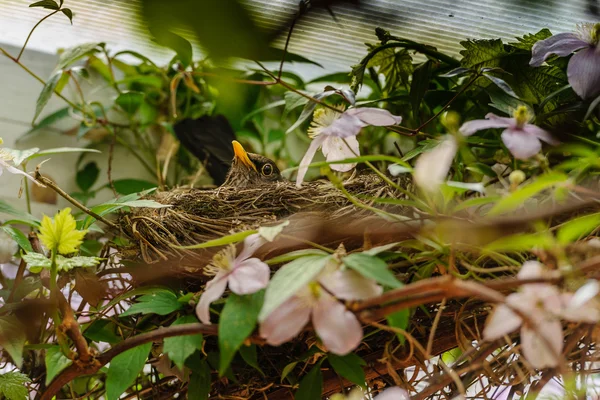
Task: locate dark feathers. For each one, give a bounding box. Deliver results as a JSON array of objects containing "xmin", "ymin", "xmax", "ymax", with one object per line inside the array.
[{"xmin": 174, "ymin": 115, "xmax": 236, "ymax": 185}]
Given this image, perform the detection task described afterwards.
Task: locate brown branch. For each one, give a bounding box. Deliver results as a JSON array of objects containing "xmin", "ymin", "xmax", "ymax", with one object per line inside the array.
[{"xmin": 41, "ymin": 323, "xmax": 219, "ymax": 400}]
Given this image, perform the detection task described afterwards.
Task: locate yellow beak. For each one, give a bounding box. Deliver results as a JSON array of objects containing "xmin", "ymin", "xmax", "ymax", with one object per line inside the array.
[{"xmin": 232, "ymin": 140, "xmax": 257, "ymax": 171}]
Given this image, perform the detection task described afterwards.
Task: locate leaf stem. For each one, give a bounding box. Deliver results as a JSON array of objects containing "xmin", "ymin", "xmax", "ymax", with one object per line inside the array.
[{"xmin": 16, "ymin": 10, "xmax": 60, "ymax": 62}]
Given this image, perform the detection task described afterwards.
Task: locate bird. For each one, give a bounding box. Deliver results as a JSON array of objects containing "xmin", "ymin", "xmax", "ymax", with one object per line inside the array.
[{"xmin": 222, "ymin": 140, "xmax": 282, "ymax": 188}]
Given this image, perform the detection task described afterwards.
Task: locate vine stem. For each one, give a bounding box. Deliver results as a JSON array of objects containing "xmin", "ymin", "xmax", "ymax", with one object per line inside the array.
[{"xmin": 16, "ymin": 9, "xmax": 60, "ymax": 61}]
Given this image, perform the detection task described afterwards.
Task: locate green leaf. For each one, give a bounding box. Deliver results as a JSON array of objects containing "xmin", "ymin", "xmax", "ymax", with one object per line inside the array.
[
  {"xmin": 186, "ymin": 353, "xmax": 211, "ymax": 400},
  {"xmin": 259, "ymin": 255, "xmax": 330, "ymax": 322},
  {"xmin": 0, "ymin": 371, "xmax": 31, "ymax": 400},
  {"xmin": 488, "ymin": 172, "xmax": 569, "ymax": 215},
  {"xmin": 111, "ymin": 179, "xmax": 157, "ymax": 195},
  {"xmin": 2, "ymin": 148, "xmax": 40, "ymax": 166},
  {"xmin": 34, "ymin": 70, "xmax": 64, "ymax": 123},
  {"xmin": 76, "ymin": 161, "xmax": 100, "ymax": 192},
  {"xmin": 308, "ymin": 72, "xmax": 352, "ymax": 84},
  {"xmin": 218, "ymin": 291, "xmax": 264, "ymax": 376},
  {"xmin": 510, "ymin": 28, "xmax": 552, "ymax": 51},
  {"xmin": 281, "ymin": 361, "xmax": 298, "ymax": 383},
  {"xmin": 0, "ymin": 316, "xmax": 26, "ymax": 367},
  {"xmin": 266, "ymin": 249, "xmax": 329, "ymax": 265},
  {"xmin": 61, "ymin": 8, "xmax": 73, "ymax": 23},
  {"xmin": 45, "ymin": 346, "xmax": 72, "ymax": 385},
  {"xmin": 239, "ymin": 344, "xmax": 264, "ymax": 376},
  {"xmin": 148, "ymin": 28, "xmax": 193, "ymax": 67},
  {"xmin": 410, "ymin": 60, "xmax": 432, "ymax": 118},
  {"xmin": 56, "ymin": 43, "xmax": 102, "ymax": 71},
  {"xmin": 441, "ymin": 347, "xmax": 463, "ymax": 365},
  {"xmin": 115, "ymin": 91, "xmax": 145, "ymax": 115},
  {"xmin": 368, "ymin": 47, "xmax": 413, "ymax": 91},
  {"xmin": 262, "ymin": 47, "xmax": 323, "ymax": 68},
  {"xmin": 29, "ymin": 0, "xmax": 59, "ymax": 9},
  {"xmin": 27, "ymin": 147, "xmax": 101, "ymax": 161},
  {"xmin": 105, "ymin": 342, "xmax": 152, "ymax": 400},
  {"xmin": 178, "ymin": 229, "xmax": 257, "ymax": 250},
  {"xmin": 0, "ymin": 226, "xmax": 32, "ymax": 253},
  {"xmin": 328, "ymin": 353, "xmax": 366, "ymax": 388},
  {"xmin": 0, "ymin": 200, "xmax": 40, "ymax": 227},
  {"xmin": 83, "ymin": 319, "xmax": 121, "ymax": 344},
  {"xmin": 24, "ymin": 253, "xmax": 102, "ymax": 273},
  {"xmin": 557, "ymin": 213, "xmax": 600, "ymax": 245},
  {"xmin": 258, "ymin": 220, "xmax": 289, "ymax": 242},
  {"xmin": 295, "ymin": 362, "xmax": 323, "ymax": 400},
  {"xmin": 460, "ymin": 39, "xmax": 508, "ymax": 69},
  {"xmin": 343, "ymin": 253, "xmax": 402, "ymax": 289},
  {"xmin": 120, "ymin": 291, "xmax": 182, "ymax": 317},
  {"xmin": 100, "ymin": 285, "xmax": 172, "ymax": 311},
  {"xmin": 386, "ymin": 308, "xmax": 410, "ymax": 344},
  {"xmin": 484, "ymin": 232, "xmax": 554, "ymax": 253},
  {"xmin": 21, "ymin": 107, "xmax": 70, "ymax": 139},
  {"xmin": 163, "ymin": 315, "xmax": 204, "ymax": 370}
]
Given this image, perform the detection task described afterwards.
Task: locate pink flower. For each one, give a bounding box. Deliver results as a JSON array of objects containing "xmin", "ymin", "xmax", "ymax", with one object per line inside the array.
[
  {"xmin": 460, "ymin": 106, "xmax": 558, "ymax": 160},
  {"xmin": 530, "ymin": 23, "xmax": 600, "ymax": 100},
  {"xmin": 260, "ymin": 267, "xmax": 382, "ymax": 355},
  {"xmin": 0, "ymin": 143, "xmax": 37, "ymax": 184},
  {"xmin": 196, "ymin": 234, "xmax": 269, "ymax": 324},
  {"xmin": 413, "ymin": 135, "xmax": 458, "ymax": 194},
  {"xmin": 375, "ymin": 387, "xmax": 410, "ymax": 400},
  {"xmin": 483, "ymin": 261, "xmax": 600, "ymax": 369},
  {"xmin": 296, "ymin": 106, "xmax": 402, "ymax": 187}
]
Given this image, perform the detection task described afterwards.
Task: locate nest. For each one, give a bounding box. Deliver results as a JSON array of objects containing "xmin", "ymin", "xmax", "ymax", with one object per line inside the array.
[{"xmin": 121, "ymin": 173, "xmax": 411, "ymax": 265}]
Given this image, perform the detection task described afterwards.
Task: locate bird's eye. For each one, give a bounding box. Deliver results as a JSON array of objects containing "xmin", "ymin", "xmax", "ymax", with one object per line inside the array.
[{"xmin": 262, "ymin": 163, "xmax": 273, "ymax": 176}]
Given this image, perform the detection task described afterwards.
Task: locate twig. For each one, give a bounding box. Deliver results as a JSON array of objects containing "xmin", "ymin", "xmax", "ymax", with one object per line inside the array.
[
  {"xmin": 34, "ymin": 170, "xmax": 118, "ymax": 230},
  {"xmin": 16, "ymin": 10, "xmax": 60, "ymax": 61}
]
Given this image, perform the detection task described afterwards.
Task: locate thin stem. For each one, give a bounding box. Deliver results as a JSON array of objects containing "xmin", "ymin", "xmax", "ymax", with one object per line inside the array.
[
  {"xmin": 278, "ymin": 16, "xmax": 297, "ymax": 80},
  {"xmin": 17, "ymin": 10, "xmax": 60, "ymax": 62},
  {"xmin": 34, "ymin": 171, "xmax": 119, "ymax": 230},
  {"xmin": 102, "ymin": 47, "xmax": 121, "ymax": 94},
  {"xmin": 22, "ymin": 165, "xmax": 32, "ymax": 215}
]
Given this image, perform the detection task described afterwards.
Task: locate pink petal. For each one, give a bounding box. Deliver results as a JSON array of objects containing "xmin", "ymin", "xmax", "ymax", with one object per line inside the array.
[
  {"xmin": 483, "ymin": 303, "xmax": 523, "ymax": 340},
  {"xmin": 259, "ymin": 296, "xmax": 311, "ymax": 346},
  {"xmin": 521, "ymin": 320, "xmax": 563, "ymax": 369},
  {"xmin": 237, "ymin": 233, "xmax": 266, "ymax": 261},
  {"xmin": 530, "ymin": 33, "xmax": 589, "ymax": 66},
  {"xmin": 374, "ymin": 387, "xmax": 410, "ymax": 400},
  {"xmin": 522, "ymin": 124, "xmax": 559, "ymax": 146},
  {"xmin": 319, "ymin": 269, "xmax": 383, "ymax": 300},
  {"xmin": 346, "ymin": 107, "xmax": 403, "ymax": 126},
  {"xmin": 501, "ymin": 127, "xmax": 542, "ymax": 159},
  {"xmin": 228, "ymin": 258, "xmax": 270, "ymax": 295},
  {"xmin": 459, "ymin": 114, "xmax": 512, "ymax": 136},
  {"xmin": 517, "ymin": 260, "xmax": 544, "ymax": 280},
  {"xmin": 567, "ymin": 46, "xmax": 600, "ymax": 99},
  {"xmin": 322, "ymin": 136, "xmax": 360, "ymax": 172},
  {"xmin": 312, "ymin": 292, "xmax": 363, "ymax": 355},
  {"xmin": 570, "ymin": 280, "xmax": 600, "ymax": 309},
  {"xmin": 413, "ymin": 136, "xmax": 457, "ymax": 193},
  {"xmin": 195, "ymin": 270, "xmax": 229, "ymax": 324},
  {"xmin": 296, "ymin": 135, "xmax": 327, "ymax": 187},
  {"xmin": 321, "ymin": 112, "xmax": 366, "ymax": 138}
]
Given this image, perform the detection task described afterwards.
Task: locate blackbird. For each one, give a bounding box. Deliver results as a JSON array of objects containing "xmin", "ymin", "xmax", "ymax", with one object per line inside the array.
[{"xmin": 222, "ymin": 141, "xmax": 282, "ymax": 188}]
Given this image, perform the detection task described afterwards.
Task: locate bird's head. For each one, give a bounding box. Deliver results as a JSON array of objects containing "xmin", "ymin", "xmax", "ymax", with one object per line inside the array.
[{"xmin": 222, "ymin": 141, "xmax": 282, "ymax": 187}]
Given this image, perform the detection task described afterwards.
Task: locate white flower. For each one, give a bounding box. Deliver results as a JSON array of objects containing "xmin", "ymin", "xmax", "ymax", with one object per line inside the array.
[
  {"xmin": 0, "ymin": 139, "xmax": 37, "ymax": 183},
  {"xmin": 413, "ymin": 135, "xmax": 458, "ymax": 194},
  {"xmin": 296, "ymin": 106, "xmax": 402, "ymax": 187},
  {"xmin": 483, "ymin": 261, "xmax": 600, "ymax": 369},
  {"xmin": 0, "ymin": 230, "xmax": 18, "ymax": 264},
  {"xmin": 196, "ymin": 234, "xmax": 269, "ymax": 324}
]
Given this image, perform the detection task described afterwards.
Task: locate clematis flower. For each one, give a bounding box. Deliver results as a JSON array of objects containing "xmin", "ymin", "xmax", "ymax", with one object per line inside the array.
[
  {"xmin": 196, "ymin": 234, "xmax": 269, "ymax": 324},
  {"xmin": 530, "ymin": 23, "xmax": 600, "ymax": 99},
  {"xmin": 413, "ymin": 135, "xmax": 458, "ymax": 194},
  {"xmin": 460, "ymin": 106, "xmax": 558, "ymax": 160},
  {"xmin": 0, "ymin": 230, "xmax": 18, "ymax": 264},
  {"xmin": 330, "ymin": 387, "xmax": 409, "ymax": 400},
  {"xmin": 296, "ymin": 106, "xmax": 403, "ymax": 187},
  {"xmin": 483, "ymin": 261, "xmax": 600, "ymax": 369},
  {"xmin": 39, "ymin": 208, "xmax": 87, "ymax": 255},
  {"xmin": 260, "ymin": 265, "xmax": 382, "ymax": 355},
  {"xmin": 0, "ymin": 138, "xmax": 37, "ymax": 183}
]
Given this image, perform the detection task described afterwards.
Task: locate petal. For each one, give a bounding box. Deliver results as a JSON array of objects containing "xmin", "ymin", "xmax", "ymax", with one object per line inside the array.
[
  {"xmin": 567, "ymin": 47, "xmax": 600, "ymax": 99},
  {"xmin": 322, "ymin": 136, "xmax": 359, "ymax": 172},
  {"xmin": 413, "ymin": 136, "xmax": 457, "ymax": 194},
  {"xmin": 321, "ymin": 112, "xmax": 366, "ymax": 138},
  {"xmin": 459, "ymin": 114, "xmax": 512, "ymax": 136},
  {"xmin": 237, "ymin": 233, "xmax": 266, "ymax": 261},
  {"xmin": 522, "ymin": 124, "xmax": 559, "ymax": 146},
  {"xmin": 312, "ymin": 292, "xmax": 363, "ymax": 355},
  {"xmin": 319, "ymin": 269, "xmax": 383, "ymax": 300},
  {"xmin": 517, "ymin": 260, "xmax": 544, "ymax": 280},
  {"xmin": 228, "ymin": 258, "xmax": 270, "ymax": 295},
  {"xmin": 501, "ymin": 128, "xmax": 542, "ymax": 159},
  {"xmin": 374, "ymin": 387, "xmax": 410, "ymax": 400},
  {"xmin": 259, "ymin": 296, "xmax": 311, "ymax": 346},
  {"xmin": 483, "ymin": 303, "xmax": 523, "ymax": 340},
  {"xmin": 346, "ymin": 107, "xmax": 403, "ymax": 126},
  {"xmin": 530, "ymin": 33, "xmax": 589, "ymax": 66},
  {"xmin": 296, "ymin": 135, "xmax": 327, "ymax": 187},
  {"xmin": 521, "ymin": 320, "xmax": 563, "ymax": 369},
  {"xmin": 570, "ymin": 280, "xmax": 600, "ymax": 309},
  {"xmin": 195, "ymin": 271, "xmax": 229, "ymax": 324},
  {"xmin": 0, "ymin": 159, "xmax": 38, "ymax": 183}
]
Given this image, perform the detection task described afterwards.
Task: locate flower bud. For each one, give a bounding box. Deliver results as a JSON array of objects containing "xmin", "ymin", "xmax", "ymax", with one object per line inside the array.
[
  {"xmin": 509, "ymin": 170, "xmax": 526, "ymax": 186},
  {"xmin": 441, "ymin": 111, "xmax": 461, "ymax": 133}
]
